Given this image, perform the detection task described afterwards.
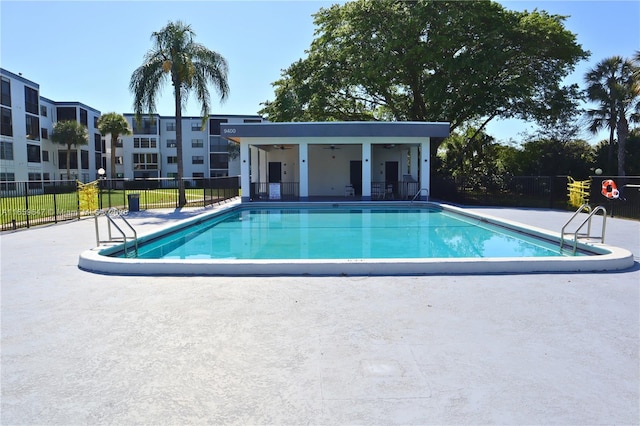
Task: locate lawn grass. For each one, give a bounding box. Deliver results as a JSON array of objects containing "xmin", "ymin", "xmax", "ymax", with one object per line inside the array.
[{"xmin": 1, "ymin": 188, "xmax": 231, "ymax": 227}]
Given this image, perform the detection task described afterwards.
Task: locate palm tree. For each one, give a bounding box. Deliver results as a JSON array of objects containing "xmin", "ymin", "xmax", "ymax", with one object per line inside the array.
[
  {"xmin": 585, "ymin": 56, "xmax": 639, "ymax": 176},
  {"xmin": 51, "ymin": 120, "xmax": 89, "ymax": 180},
  {"xmin": 130, "ymin": 20, "xmax": 229, "ymax": 206},
  {"xmin": 97, "ymin": 112, "xmax": 131, "ymax": 180}
]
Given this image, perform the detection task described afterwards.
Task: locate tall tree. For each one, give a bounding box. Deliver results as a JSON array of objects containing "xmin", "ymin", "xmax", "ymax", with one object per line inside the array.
[
  {"xmin": 585, "ymin": 56, "xmax": 639, "ymax": 176},
  {"xmin": 51, "ymin": 120, "xmax": 89, "ymax": 180},
  {"xmin": 130, "ymin": 20, "xmax": 229, "ymax": 206},
  {"xmin": 96, "ymin": 112, "xmax": 131, "ymax": 179},
  {"xmin": 260, "ymin": 0, "xmax": 588, "ymax": 155}
]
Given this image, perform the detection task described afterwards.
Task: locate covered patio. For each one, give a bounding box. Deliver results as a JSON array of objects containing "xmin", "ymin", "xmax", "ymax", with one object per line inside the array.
[{"xmin": 220, "ymin": 122, "xmax": 450, "ymax": 202}]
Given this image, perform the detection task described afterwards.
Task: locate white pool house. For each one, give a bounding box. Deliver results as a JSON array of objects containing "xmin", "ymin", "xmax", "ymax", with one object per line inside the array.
[{"xmin": 219, "ymin": 121, "xmax": 450, "ymax": 202}]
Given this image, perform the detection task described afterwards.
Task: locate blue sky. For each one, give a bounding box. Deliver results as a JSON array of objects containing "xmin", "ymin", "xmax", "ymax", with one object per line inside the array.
[{"xmin": 1, "ymin": 0, "xmax": 638, "ymax": 144}]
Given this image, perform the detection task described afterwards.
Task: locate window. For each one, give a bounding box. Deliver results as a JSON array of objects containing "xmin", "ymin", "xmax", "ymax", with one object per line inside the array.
[
  {"xmin": 115, "ymin": 138, "xmax": 123, "ymax": 148},
  {"xmin": 41, "ymin": 127, "xmax": 49, "ymax": 139},
  {"xmin": 80, "ymin": 108, "xmax": 88, "ymax": 127},
  {"xmin": 24, "ymin": 86, "xmax": 39, "ymax": 115},
  {"xmin": 132, "ymin": 117, "xmax": 157, "ymax": 134},
  {"xmin": 58, "ymin": 150, "xmax": 78, "ymax": 170},
  {"xmin": 116, "ymin": 156, "xmax": 123, "ymax": 165},
  {"xmin": 134, "ymin": 137, "xmax": 157, "ymax": 148},
  {"xmin": 94, "ymin": 134, "xmax": 101, "ymax": 152},
  {"xmin": 192, "ymin": 155, "xmax": 204, "ymax": 165},
  {"xmin": 191, "ymin": 138, "xmax": 204, "ymax": 148},
  {"xmin": 0, "ymin": 141, "xmax": 13, "ymax": 160},
  {"xmin": 243, "ymin": 119, "xmax": 262, "ymax": 123},
  {"xmin": 167, "ymin": 156, "xmax": 178, "ymax": 164},
  {"xmin": 191, "ymin": 121, "xmax": 203, "ymax": 131},
  {"xmin": 40, "ymin": 105, "xmax": 48, "ymax": 117},
  {"xmin": 56, "ymin": 107, "xmax": 76, "ymax": 121},
  {"xmin": 25, "ymin": 114, "xmax": 40, "ymax": 140},
  {"xmin": 167, "ymin": 172, "xmax": 178, "ymax": 179},
  {"xmin": 81, "ymin": 150, "xmax": 89, "ymax": 169},
  {"xmin": 193, "ymin": 172, "xmax": 204, "ymax": 178},
  {"xmin": 42, "ymin": 150, "xmax": 49, "ymax": 162},
  {"xmin": 166, "ymin": 122, "xmax": 176, "ymax": 131},
  {"xmin": 1, "ymin": 107, "xmax": 12, "ymax": 136},
  {"xmin": 1, "ymin": 77, "xmax": 10, "ymax": 107},
  {"xmin": 132, "ymin": 153, "xmax": 158, "ymax": 170},
  {"xmin": 43, "ymin": 173, "xmax": 50, "ymax": 181},
  {"xmin": 209, "ymin": 136, "xmax": 228, "ymax": 152},
  {"xmin": 209, "ymin": 153, "xmax": 228, "ymax": 169},
  {"xmin": 208, "ymin": 118, "xmax": 227, "ymax": 135},
  {"xmin": 27, "ymin": 144, "xmax": 41, "ymax": 162},
  {"xmin": 94, "ymin": 116, "xmax": 98, "ymax": 128},
  {"xmin": 166, "ymin": 139, "xmax": 176, "ymax": 148},
  {"xmin": 0, "ymin": 172, "xmax": 16, "ymax": 191},
  {"xmin": 28, "ymin": 173, "xmax": 42, "ymax": 190},
  {"xmin": 210, "ymin": 171, "xmax": 228, "ymax": 178}
]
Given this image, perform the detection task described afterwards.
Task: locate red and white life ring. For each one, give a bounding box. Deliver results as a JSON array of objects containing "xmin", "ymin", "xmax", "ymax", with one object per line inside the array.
[{"xmin": 601, "ymin": 179, "xmax": 619, "ymax": 199}]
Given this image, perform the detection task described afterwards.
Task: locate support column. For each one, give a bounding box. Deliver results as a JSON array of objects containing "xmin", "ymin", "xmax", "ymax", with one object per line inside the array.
[
  {"xmin": 420, "ymin": 138, "xmax": 430, "ymax": 201},
  {"xmin": 240, "ymin": 141, "xmax": 250, "ymax": 202},
  {"xmin": 362, "ymin": 141, "xmax": 372, "ymax": 200},
  {"xmin": 299, "ymin": 143, "xmax": 309, "ymax": 201}
]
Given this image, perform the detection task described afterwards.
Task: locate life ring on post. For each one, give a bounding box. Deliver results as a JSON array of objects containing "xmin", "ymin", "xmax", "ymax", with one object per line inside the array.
[{"xmin": 601, "ymin": 179, "xmax": 619, "ymax": 199}]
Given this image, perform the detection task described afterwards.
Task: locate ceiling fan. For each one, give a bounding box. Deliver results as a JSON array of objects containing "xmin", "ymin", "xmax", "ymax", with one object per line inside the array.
[
  {"xmin": 323, "ymin": 145, "xmax": 341, "ymax": 150},
  {"xmin": 273, "ymin": 144, "xmax": 293, "ymax": 150}
]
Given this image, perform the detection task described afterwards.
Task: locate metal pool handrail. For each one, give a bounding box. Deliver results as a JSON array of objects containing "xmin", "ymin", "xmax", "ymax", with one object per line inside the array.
[
  {"xmin": 411, "ymin": 188, "xmax": 429, "ymax": 204},
  {"xmin": 94, "ymin": 208, "xmax": 138, "ymax": 258},
  {"xmin": 560, "ymin": 203, "xmax": 607, "ymax": 255}
]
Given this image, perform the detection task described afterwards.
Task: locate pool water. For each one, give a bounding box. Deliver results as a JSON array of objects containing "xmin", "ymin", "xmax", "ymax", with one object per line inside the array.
[{"xmin": 128, "ymin": 206, "xmax": 571, "ymax": 260}]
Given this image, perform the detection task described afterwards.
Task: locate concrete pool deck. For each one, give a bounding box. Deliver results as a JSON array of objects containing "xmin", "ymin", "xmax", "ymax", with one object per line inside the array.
[{"xmin": 2, "ymin": 205, "xmax": 639, "ymax": 424}]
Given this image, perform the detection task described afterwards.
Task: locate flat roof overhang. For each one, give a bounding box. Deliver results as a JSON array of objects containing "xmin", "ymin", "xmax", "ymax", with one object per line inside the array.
[{"xmin": 220, "ymin": 121, "xmax": 450, "ymax": 142}]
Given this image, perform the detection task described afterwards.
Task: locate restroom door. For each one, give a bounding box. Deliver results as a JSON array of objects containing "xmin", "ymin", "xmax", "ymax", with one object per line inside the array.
[
  {"xmin": 385, "ymin": 161, "xmax": 398, "ymax": 195},
  {"xmin": 350, "ymin": 160, "xmax": 362, "ymax": 195},
  {"xmin": 268, "ymin": 162, "xmax": 281, "ymax": 183}
]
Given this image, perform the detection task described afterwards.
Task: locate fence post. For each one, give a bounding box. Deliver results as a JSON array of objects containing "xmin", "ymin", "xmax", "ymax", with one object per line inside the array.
[
  {"xmin": 53, "ymin": 188, "xmax": 58, "ymax": 224},
  {"xmin": 24, "ymin": 182, "xmax": 30, "ymax": 228},
  {"xmin": 76, "ymin": 181, "xmax": 81, "ymax": 220}
]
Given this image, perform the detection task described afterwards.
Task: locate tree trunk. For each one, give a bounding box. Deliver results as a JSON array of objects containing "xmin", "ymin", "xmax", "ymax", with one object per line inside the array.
[
  {"xmin": 607, "ymin": 121, "xmax": 615, "ymax": 174},
  {"xmin": 616, "ymin": 115, "xmax": 628, "ymax": 177},
  {"xmin": 174, "ymin": 79, "xmax": 187, "ymax": 207},
  {"xmin": 110, "ymin": 132, "xmax": 117, "ymax": 180},
  {"xmin": 66, "ymin": 143, "xmax": 71, "ymax": 180}
]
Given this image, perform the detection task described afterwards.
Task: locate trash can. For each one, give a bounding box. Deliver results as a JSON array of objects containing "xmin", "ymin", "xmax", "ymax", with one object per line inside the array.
[{"xmin": 127, "ymin": 193, "xmax": 140, "ymax": 212}]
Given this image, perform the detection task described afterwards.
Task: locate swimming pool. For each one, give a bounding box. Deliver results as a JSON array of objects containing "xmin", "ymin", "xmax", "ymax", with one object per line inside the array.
[
  {"xmin": 131, "ymin": 206, "xmax": 572, "ymax": 260},
  {"xmin": 79, "ymin": 202, "xmax": 634, "ymax": 276}
]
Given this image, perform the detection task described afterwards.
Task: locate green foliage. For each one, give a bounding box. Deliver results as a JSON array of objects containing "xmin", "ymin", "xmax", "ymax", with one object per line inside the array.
[
  {"xmin": 512, "ymin": 138, "xmax": 594, "ymax": 178},
  {"xmin": 51, "ymin": 120, "xmax": 89, "ymax": 179},
  {"xmin": 97, "ymin": 112, "xmax": 131, "ymax": 179},
  {"xmin": 130, "ymin": 20, "xmax": 229, "ymax": 206},
  {"xmin": 584, "ymin": 55, "xmax": 640, "ymax": 176},
  {"xmin": 438, "ymin": 126, "xmax": 506, "ymax": 189},
  {"xmin": 260, "ymin": 0, "xmax": 588, "ymax": 153},
  {"xmin": 593, "ymin": 129, "xmax": 640, "ymax": 175}
]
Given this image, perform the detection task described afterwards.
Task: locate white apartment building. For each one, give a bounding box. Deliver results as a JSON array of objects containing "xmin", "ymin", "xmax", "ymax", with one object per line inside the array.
[
  {"xmin": 113, "ymin": 114, "xmax": 263, "ymax": 181},
  {"xmin": 1, "ymin": 68, "xmax": 102, "ymax": 183},
  {"xmin": 1, "ymin": 67, "xmax": 265, "ymax": 185}
]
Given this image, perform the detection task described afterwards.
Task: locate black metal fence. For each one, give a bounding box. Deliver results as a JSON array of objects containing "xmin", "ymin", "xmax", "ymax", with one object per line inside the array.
[
  {"xmin": 589, "ymin": 176, "xmax": 640, "ymax": 220},
  {"xmin": 431, "ymin": 175, "xmax": 640, "ymax": 220},
  {"xmin": 2, "ymin": 175, "xmax": 637, "ymax": 231},
  {"xmin": 1, "ymin": 176, "xmax": 240, "ymax": 231},
  {"xmin": 1, "ymin": 180, "xmax": 81, "ymax": 230}
]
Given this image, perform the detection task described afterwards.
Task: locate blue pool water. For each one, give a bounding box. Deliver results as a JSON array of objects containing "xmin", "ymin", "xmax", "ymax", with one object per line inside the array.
[{"xmin": 126, "ymin": 206, "xmax": 572, "ymax": 260}]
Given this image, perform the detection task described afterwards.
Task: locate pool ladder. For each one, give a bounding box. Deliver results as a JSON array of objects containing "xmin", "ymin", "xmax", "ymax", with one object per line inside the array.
[
  {"xmin": 94, "ymin": 208, "xmax": 138, "ymax": 258},
  {"xmin": 410, "ymin": 188, "xmax": 430, "ymax": 203},
  {"xmin": 560, "ymin": 203, "xmax": 607, "ymax": 255}
]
